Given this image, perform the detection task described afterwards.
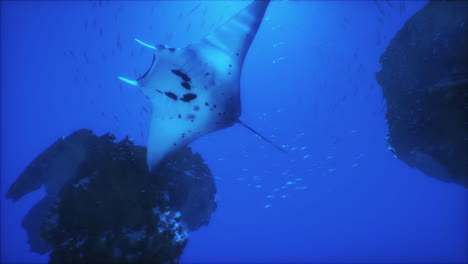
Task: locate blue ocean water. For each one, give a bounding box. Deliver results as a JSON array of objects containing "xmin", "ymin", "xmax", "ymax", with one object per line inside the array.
[{"xmin": 1, "ymin": 1, "xmax": 466, "ymax": 263}]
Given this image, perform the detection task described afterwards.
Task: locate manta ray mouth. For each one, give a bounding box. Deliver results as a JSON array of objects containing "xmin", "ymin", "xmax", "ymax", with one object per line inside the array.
[{"xmin": 137, "ymin": 54, "xmax": 157, "ymax": 81}]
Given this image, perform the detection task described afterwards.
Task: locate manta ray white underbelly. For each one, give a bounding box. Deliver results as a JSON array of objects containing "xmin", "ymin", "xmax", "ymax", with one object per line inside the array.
[{"xmin": 119, "ymin": 0, "xmax": 271, "ymax": 172}]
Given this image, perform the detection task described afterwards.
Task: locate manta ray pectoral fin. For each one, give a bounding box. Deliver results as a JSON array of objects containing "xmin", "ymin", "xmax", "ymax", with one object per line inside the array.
[
  {"xmin": 200, "ymin": 0, "xmax": 271, "ymax": 59},
  {"xmin": 237, "ymin": 120, "xmax": 286, "ymax": 153}
]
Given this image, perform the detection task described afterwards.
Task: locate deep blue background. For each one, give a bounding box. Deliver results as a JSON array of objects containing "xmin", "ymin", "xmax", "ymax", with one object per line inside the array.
[{"xmin": 1, "ymin": 1, "xmax": 466, "ymax": 263}]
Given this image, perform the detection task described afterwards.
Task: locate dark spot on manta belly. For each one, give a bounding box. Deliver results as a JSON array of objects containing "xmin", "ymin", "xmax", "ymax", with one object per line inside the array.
[
  {"xmin": 180, "ymin": 93, "xmax": 197, "ymax": 102},
  {"xmin": 193, "ymin": 106, "xmax": 200, "ymax": 111},
  {"xmin": 178, "ymin": 114, "xmax": 182, "ymax": 119},
  {"xmin": 205, "ymin": 72, "xmax": 210, "ymax": 76},
  {"xmin": 164, "ymin": 91, "xmax": 178, "ymax": 100},
  {"xmin": 171, "ymin": 69, "xmax": 191, "ymax": 82},
  {"xmin": 187, "ymin": 114, "xmax": 196, "ymax": 121},
  {"xmin": 181, "ymin": 82, "xmax": 191, "ymax": 90}
]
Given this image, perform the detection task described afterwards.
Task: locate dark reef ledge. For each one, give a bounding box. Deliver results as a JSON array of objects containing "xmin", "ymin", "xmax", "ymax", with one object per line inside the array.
[
  {"xmin": 7, "ymin": 129, "xmax": 217, "ymax": 264},
  {"xmin": 376, "ymin": 0, "xmax": 467, "ymax": 187}
]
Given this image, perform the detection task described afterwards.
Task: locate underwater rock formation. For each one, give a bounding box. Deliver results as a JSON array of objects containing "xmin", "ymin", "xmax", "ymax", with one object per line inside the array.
[
  {"xmin": 7, "ymin": 129, "xmax": 217, "ymax": 263},
  {"xmin": 376, "ymin": 0, "xmax": 467, "ymax": 187}
]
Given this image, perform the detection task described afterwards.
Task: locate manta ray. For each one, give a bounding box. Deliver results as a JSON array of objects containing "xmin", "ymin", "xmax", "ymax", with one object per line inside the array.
[{"xmin": 119, "ymin": 0, "xmax": 282, "ymax": 172}]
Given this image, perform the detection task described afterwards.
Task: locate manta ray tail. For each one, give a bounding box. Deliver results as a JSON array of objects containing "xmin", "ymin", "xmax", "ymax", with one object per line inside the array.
[{"xmin": 237, "ymin": 120, "xmax": 286, "ymax": 153}]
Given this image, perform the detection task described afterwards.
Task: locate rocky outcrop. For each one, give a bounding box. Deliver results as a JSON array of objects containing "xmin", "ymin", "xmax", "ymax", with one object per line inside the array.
[
  {"xmin": 376, "ymin": 0, "xmax": 467, "ymax": 187},
  {"xmin": 7, "ymin": 129, "xmax": 217, "ymax": 263}
]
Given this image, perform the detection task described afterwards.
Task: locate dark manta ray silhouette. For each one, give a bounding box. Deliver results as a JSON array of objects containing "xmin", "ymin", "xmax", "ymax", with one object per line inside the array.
[{"xmin": 119, "ymin": 0, "xmax": 282, "ymax": 172}]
